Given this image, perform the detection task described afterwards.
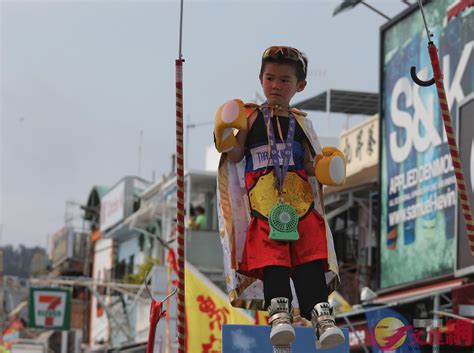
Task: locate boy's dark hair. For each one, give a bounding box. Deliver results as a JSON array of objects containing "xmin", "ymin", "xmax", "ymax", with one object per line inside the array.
[{"xmin": 259, "ymin": 52, "xmax": 308, "ymax": 82}]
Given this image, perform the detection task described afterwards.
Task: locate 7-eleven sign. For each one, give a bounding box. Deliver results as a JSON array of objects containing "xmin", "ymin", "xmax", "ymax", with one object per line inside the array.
[{"xmin": 29, "ymin": 288, "xmax": 71, "ymax": 330}]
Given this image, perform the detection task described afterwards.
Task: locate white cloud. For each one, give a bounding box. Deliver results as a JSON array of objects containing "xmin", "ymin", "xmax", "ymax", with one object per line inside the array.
[{"xmin": 231, "ymin": 328, "xmax": 257, "ymax": 352}]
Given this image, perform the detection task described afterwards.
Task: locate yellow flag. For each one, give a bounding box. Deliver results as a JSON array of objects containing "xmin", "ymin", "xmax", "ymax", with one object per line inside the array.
[
  {"xmin": 185, "ymin": 262, "xmax": 254, "ymax": 353},
  {"xmin": 329, "ymin": 290, "xmax": 353, "ymax": 314},
  {"xmin": 254, "ymin": 309, "xmax": 269, "ymax": 326}
]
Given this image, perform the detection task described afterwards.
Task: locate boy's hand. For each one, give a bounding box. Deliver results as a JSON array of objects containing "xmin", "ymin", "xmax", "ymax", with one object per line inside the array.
[
  {"xmin": 314, "ymin": 147, "xmax": 346, "ymax": 186},
  {"xmin": 214, "ymin": 99, "xmax": 248, "ymax": 153}
]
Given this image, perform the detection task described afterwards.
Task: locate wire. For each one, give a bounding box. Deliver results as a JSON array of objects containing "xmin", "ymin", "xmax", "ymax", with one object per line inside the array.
[
  {"xmin": 417, "ymin": 0, "xmax": 432, "ymax": 40},
  {"xmin": 178, "ymin": 0, "xmax": 184, "ymax": 59}
]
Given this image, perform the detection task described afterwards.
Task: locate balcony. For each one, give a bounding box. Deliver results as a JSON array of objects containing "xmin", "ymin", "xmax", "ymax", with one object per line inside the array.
[{"xmin": 185, "ymin": 229, "xmax": 225, "ymax": 290}]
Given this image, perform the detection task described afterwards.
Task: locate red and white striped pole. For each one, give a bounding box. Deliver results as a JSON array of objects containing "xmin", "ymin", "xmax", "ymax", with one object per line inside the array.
[
  {"xmin": 175, "ymin": 57, "xmax": 186, "ymax": 353},
  {"xmin": 176, "ymin": 1, "xmax": 186, "ymax": 352},
  {"xmin": 427, "ymin": 43, "xmax": 474, "ymax": 256}
]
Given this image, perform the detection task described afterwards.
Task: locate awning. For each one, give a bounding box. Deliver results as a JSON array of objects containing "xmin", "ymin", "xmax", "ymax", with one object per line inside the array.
[
  {"xmin": 7, "ymin": 301, "xmax": 27, "ymax": 318},
  {"xmin": 36, "ymin": 330, "xmax": 55, "ymax": 343},
  {"xmin": 293, "ymin": 89, "xmax": 379, "ymax": 115},
  {"xmin": 103, "ymin": 341, "xmax": 147, "ymax": 353},
  {"xmin": 373, "ymin": 278, "xmax": 465, "ymax": 304},
  {"xmin": 103, "ymin": 201, "xmax": 163, "ymax": 240},
  {"xmin": 124, "ymin": 202, "xmax": 163, "ymax": 229},
  {"xmin": 337, "ymin": 278, "xmax": 466, "ymax": 319}
]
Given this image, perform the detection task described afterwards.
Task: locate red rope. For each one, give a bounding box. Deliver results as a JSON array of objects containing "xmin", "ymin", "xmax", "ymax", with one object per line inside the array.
[
  {"xmin": 428, "ymin": 43, "xmax": 474, "ymax": 257},
  {"xmin": 175, "ymin": 58, "xmax": 186, "ymax": 353},
  {"xmin": 168, "ymin": 248, "xmax": 179, "ymax": 275},
  {"xmin": 146, "ymin": 300, "xmax": 167, "ymax": 353}
]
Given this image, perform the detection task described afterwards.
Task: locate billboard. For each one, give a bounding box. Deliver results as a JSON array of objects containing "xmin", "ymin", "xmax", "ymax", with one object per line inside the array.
[
  {"xmin": 100, "ymin": 177, "xmax": 152, "ymax": 233},
  {"xmin": 380, "ymin": 0, "xmax": 474, "ymax": 288},
  {"xmin": 100, "ymin": 180, "xmax": 125, "ymax": 232},
  {"xmin": 28, "ymin": 288, "xmax": 71, "ymax": 330}
]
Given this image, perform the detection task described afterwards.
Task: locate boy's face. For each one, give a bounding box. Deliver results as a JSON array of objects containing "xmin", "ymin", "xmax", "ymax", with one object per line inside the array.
[{"xmin": 260, "ymin": 62, "xmax": 306, "ymax": 109}]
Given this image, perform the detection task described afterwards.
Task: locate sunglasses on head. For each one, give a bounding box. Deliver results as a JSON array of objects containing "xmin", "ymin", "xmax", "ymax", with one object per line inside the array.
[{"xmin": 262, "ymin": 46, "xmax": 307, "ymax": 74}]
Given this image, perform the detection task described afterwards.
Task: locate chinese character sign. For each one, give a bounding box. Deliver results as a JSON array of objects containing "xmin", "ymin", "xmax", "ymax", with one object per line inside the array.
[{"xmin": 339, "ymin": 114, "xmax": 379, "ymax": 178}]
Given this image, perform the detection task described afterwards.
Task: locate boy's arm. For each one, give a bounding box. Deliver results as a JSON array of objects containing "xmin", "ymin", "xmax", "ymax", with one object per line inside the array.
[
  {"xmin": 303, "ymin": 140, "xmax": 315, "ymax": 176},
  {"xmin": 226, "ymin": 129, "xmax": 248, "ymax": 163},
  {"xmin": 226, "ymin": 109, "xmax": 258, "ymax": 163}
]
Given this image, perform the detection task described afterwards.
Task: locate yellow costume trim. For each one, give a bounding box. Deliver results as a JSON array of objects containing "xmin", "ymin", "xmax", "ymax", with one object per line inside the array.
[
  {"xmin": 217, "ymin": 156, "xmax": 237, "ymax": 270},
  {"xmin": 248, "ymin": 171, "xmax": 314, "ymax": 219},
  {"xmin": 291, "ymin": 107, "xmax": 307, "ymax": 117},
  {"xmin": 243, "ymin": 102, "xmax": 259, "ymax": 109}
]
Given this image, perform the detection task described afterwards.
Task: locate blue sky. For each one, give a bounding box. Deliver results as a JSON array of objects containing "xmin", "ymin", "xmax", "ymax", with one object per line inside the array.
[{"xmin": 1, "ymin": 0, "xmax": 409, "ymax": 247}]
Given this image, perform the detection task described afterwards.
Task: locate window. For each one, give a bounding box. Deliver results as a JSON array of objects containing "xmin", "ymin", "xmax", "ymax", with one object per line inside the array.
[{"xmin": 128, "ymin": 255, "xmax": 135, "ymax": 274}]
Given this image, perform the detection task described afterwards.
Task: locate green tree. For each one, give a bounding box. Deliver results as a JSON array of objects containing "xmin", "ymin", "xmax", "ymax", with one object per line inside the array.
[{"xmin": 122, "ymin": 257, "xmax": 161, "ymax": 284}]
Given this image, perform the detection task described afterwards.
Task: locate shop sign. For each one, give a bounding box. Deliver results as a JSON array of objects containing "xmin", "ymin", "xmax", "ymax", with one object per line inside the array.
[
  {"xmin": 348, "ymin": 326, "xmax": 370, "ymax": 348},
  {"xmin": 28, "ymin": 288, "xmax": 71, "ymax": 330},
  {"xmin": 365, "ymin": 306, "xmax": 473, "ymax": 351},
  {"xmin": 100, "ymin": 181, "xmax": 125, "ymax": 232},
  {"xmin": 340, "ymin": 114, "xmax": 379, "ymax": 178}
]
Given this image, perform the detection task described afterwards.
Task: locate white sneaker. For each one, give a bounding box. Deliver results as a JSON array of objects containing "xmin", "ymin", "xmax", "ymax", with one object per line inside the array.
[
  {"xmin": 268, "ymin": 297, "xmax": 295, "ymax": 346},
  {"xmin": 312, "ymin": 302, "xmax": 345, "ymax": 349}
]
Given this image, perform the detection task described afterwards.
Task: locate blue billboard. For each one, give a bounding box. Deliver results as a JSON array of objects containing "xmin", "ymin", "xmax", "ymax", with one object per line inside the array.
[{"xmin": 380, "ymin": 0, "xmax": 474, "ymax": 288}]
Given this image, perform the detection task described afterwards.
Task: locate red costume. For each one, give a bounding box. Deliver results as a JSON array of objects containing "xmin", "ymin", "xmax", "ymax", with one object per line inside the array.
[{"xmin": 238, "ymin": 108, "xmax": 327, "ymax": 279}]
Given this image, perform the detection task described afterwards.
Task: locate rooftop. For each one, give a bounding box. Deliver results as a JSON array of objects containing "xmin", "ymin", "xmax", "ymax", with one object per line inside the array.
[{"xmin": 293, "ymin": 89, "xmax": 379, "ymax": 116}]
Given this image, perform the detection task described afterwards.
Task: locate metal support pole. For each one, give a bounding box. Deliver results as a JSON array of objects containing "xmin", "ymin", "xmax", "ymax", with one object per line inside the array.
[
  {"xmin": 433, "ymin": 294, "xmax": 440, "ymax": 353},
  {"xmin": 185, "ymin": 115, "xmax": 190, "ymax": 172},
  {"xmin": 61, "ymin": 330, "xmax": 68, "ymax": 353},
  {"xmin": 185, "ymin": 173, "xmax": 191, "ymax": 231},
  {"xmin": 360, "ymin": 1, "xmax": 391, "ymax": 20},
  {"xmin": 326, "ymin": 89, "xmax": 331, "ymax": 133},
  {"xmin": 343, "ymin": 316, "xmax": 370, "ymax": 353},
  {"xmin": 368, "ymin": 193, "xmax": 374, "ymax": 267}
]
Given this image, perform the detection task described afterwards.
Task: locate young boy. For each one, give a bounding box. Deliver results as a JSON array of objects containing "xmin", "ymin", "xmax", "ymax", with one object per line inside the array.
[{"xmin": 214, "ymin": 46, "xmax": 346, "ymax": 349}]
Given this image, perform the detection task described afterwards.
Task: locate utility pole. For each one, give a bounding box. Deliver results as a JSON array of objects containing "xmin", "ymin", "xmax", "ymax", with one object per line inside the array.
[
  {"xmin": 185, "ymin": 118, "xmax": 214, "ymax": 171},
  {"xmin": 138, "ymin": 130, "xmax": 144, "ymax": 178}
]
